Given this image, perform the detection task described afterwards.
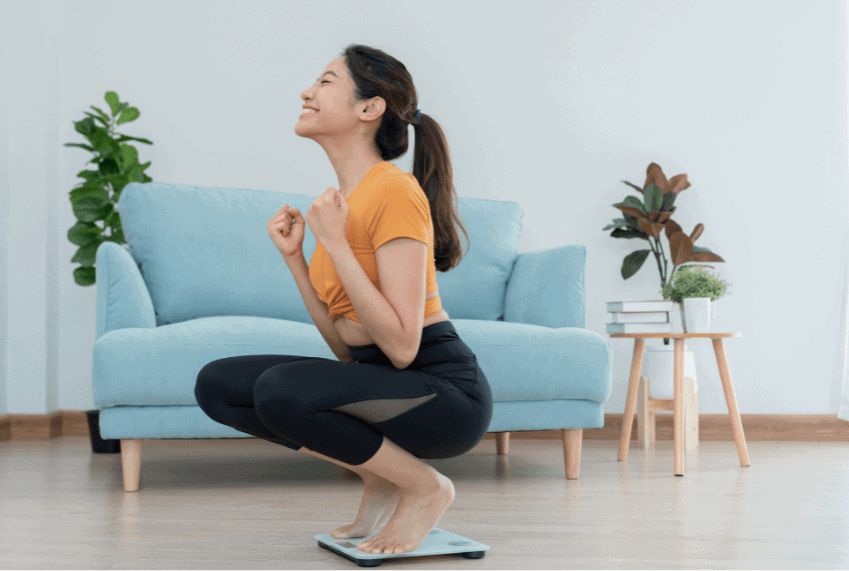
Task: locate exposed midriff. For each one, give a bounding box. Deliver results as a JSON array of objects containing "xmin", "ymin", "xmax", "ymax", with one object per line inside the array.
[{"xmin": 333, "ymin": 289, "xmax": 450, "ymax": 347}]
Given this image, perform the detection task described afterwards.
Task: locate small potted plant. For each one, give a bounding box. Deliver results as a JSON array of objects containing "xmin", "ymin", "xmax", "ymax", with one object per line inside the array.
[{"xmin": 659, "ymin": 264, "xmax": 731, "ymax": 332}]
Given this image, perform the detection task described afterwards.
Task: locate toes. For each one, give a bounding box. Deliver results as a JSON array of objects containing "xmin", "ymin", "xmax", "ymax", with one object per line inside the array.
[
  {"xmin": 359, "ymin": 540, "xmax": 402, "ymax": 555},
  {"xmin": 333, "ymin": 528, "xmax": 353, "ymax": 539}
]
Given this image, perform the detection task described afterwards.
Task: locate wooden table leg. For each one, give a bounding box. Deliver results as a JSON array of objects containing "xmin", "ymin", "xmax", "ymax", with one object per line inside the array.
[
  {"xmin": 674, "ymin": 338, "xmax": 685, "ymax": 476},
  {"xmin": 619, "ymin": 339, "xmax": 645, "ymax": 463},
  {"xmin": 712, "ymin": 338, "xmax": 751, "ymax": 467}
]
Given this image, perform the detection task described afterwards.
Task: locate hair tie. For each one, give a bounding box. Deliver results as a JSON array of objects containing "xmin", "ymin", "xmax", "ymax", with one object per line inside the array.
[{"xmin": 413, "ymin": 108, "xmax": 422, "ymax": 125}]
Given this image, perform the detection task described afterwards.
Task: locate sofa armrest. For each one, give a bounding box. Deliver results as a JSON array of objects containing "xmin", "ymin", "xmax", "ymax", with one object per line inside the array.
[
  {"xmin": 503, "ymin": 244, "xmax": 586, "ymax": 329},
  {"xmin": 95, "ymin": 242, "xmax": 156, "ymax": 341}
]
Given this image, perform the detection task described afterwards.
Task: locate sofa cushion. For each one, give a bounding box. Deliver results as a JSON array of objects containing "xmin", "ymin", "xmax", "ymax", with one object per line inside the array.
[
  {"xmin": 116, "ymin": 182, "xmax": 524, "ymax": 327},
  {"xmin": 92, "ymin": 317, "xmax": 612, "ymax": 409}
]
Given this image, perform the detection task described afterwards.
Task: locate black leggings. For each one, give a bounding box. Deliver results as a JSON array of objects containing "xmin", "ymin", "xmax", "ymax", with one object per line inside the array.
[{"xmin": 194, "ymin": 321, "xmax": 493, "ymax": 466}]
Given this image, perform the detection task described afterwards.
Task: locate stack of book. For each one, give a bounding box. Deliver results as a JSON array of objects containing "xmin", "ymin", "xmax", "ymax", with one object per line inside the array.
[{"xmin": 606, "ymin": 299, "xmax": 675, "ymax": 334}]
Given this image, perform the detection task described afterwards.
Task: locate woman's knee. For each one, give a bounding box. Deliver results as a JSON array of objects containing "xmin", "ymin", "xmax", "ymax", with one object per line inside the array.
[
  {"xmin": 254, "ymin": 378, "xmax": 301, "ymax": 411},
  {"xmin": 194, "ymin": 362, "xmax": 229, "ymax": 407},
  {"xmin": 194, "ymin": 376, "xmax": 218, "ymax": 411}
]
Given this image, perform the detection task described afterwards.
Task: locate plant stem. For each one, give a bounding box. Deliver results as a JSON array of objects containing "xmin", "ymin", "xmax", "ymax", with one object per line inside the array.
[
  {"xmin": 647, "ymin": 234, "xmax": 672, "ymax": 346},
  {"xmin": 647, "ymin": 235, "xmax": 668, "ymax": 291},
  {"xmin": 658, "ymin": 235, "xmax": 669, "ymax": 288}
]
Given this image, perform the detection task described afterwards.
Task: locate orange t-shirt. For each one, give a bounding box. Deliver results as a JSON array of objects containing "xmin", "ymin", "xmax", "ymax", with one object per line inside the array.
[{"xmin": 308, "ymin": 161, "xmax": 443, "ymax": 324}]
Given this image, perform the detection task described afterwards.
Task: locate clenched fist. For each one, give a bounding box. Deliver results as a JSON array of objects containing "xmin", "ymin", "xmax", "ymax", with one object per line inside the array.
[{"xmin": 267, "ymin": 204, "xmax": 305, "ymax": 259}]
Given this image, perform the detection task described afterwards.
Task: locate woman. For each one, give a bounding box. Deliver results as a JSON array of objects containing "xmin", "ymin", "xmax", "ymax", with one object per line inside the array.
[{"xmin": 194, "ymin": 44, "xmax": 493, "ymax": 556}]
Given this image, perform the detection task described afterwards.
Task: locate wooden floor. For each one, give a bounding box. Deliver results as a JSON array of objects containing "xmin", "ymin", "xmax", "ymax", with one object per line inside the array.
[{"xmin": 1, "ymin": 436, "xmax": 848, "ymax": 569}]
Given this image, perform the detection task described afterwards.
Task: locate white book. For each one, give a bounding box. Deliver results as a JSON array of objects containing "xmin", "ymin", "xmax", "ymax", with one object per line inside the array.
[
  {"xmin": 606, "ymin": 322, "xmax": 673, "ymax": 334},
  {"xmin": 608, "ymin": 311, "xmax": 669, "ymax": 324},
  {"xmin": 607, "ymin": 300, "xmax": 675, "ymax": 313}
]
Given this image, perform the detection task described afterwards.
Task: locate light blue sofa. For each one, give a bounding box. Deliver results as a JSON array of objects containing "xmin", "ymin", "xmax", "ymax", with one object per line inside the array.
[{"xmin": 93, "ymin": 180, "xmax": 613, "ymax": 491}]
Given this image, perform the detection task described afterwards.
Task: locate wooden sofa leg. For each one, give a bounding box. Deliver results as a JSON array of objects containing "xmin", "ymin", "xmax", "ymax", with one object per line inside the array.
[
  {"xmin": 121, "ymin": 439, "xmax": 142, "ymax": 492},
  {"xmin": 496, "ymin": 432, "xmax": 510, "ymax": 455},
  {"xmin": 562, "ymin": 428, "xmax": 583, "ymax": 480}
]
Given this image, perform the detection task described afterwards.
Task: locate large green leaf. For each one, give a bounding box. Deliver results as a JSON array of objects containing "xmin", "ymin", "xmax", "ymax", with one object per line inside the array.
[
  {"xmin": 620, "ymin": 195, "xmax": 647, "ymax": 214},
  {"xmin": 71, "ymin": 197, "xmax": 113, "ymax": 223},
  {"xmin": 67, "ymin": 221, "xmax": 103, "ymax": 246},
  {"xmin": 74, "ymin": 117, "xmax": 96, "ymax": 137},
  {"xmin": 120, "ymin": 144, "xmax": 139, "ymax": 169},
  {"xmin": 82, "ymin": 111, "xmax": 110, "ymax": 129},
  {"xmin": 611, "ymin": 228, "xmax": 647, "ymax": 240},
  {"xmin": 64, "ymin": 142, "xmax": 95, "ymax": 152},
  {"xmin": 75, "ymin": 169, "xmax": 101, "ymax": 181},
  {"xmin": 115, "ymin": 134, "xmax": 153, "ymax": 145},
  {"xmin": 602, "ymin": 218, "xmax": 629, "ymax": 231},
  {"xmin": 71, "ymin": 242, "xmax": 101, "ymax": 266},
  {"xmin": 73, "ymin": 266, "xmax": 96, "ymax": 287},
  {"xmin": 69, "ymin": 184, "xmax": 108, "ymax": 205},
  {"xmin": 104, "ymin": 92, "xmax": 120, "ymax": 116},
  {"xmin": 662, "ymin": 190, "xmax": 677, "ymax": 211},
  {"xmin": 643, "ymin": 183, "xmax": 662, "ymax": 212},
  {"xmin": 621, "ymin": 249, "xmax": 651, "ymax": 280},
  {"xmin": 89, "ymin": 105, "xmax": 112, "ymax": 122},
  {"xmin": 116, "ymin": 107, "xmax": 140, "ymax": 125}
]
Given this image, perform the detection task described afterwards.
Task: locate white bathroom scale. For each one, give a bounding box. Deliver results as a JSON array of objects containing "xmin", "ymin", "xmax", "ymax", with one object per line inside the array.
[{"xmin": 315, "ymin": 527, "xmax": 489, "ymax": 566}]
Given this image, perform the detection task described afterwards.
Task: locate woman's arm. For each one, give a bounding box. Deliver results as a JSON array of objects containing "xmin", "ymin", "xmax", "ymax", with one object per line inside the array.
[
  {"xmin": 322, "ymin": 240, "xmax": 408, "ymax": 369},
  {"xmin": 283, "ymin": 252, "xmax": 355, "ymax": 362}
]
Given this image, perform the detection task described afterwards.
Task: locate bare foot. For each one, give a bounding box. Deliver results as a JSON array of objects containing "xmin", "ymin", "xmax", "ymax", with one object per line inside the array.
[
  {"xmin": 356, "ymin": 473, "xmax": 455, "ymax": 555},
  {"xmin": 330, "ymin": 476, "xmax": 402, "ymax": 539}
]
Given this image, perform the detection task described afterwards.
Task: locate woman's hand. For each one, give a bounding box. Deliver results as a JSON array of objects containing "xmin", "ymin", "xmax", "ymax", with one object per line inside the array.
[
  {"xmin": 267, "ymin": 204, "xmax": 305, "ymax": 259},
  {"xmin": 305, "ymin": 187, "xmax": 350, "ymax": 247}
]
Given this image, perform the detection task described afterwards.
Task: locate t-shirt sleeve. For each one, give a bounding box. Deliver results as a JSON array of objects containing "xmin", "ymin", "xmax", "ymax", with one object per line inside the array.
[{"xmin": 366, "ymin": 177, "xmax": 431, "ymax": 251}]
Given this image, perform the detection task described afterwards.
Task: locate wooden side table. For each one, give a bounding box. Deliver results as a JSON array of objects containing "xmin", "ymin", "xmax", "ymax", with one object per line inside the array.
[{"xmin": 609, "ymin": 333, "xmax": 750, "ymax": 476}]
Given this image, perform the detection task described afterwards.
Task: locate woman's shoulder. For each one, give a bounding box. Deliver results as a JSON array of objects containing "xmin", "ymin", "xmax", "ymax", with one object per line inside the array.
[{"xmin": 367, "ymin": 163, "xmax": 426, "ymax": 203}]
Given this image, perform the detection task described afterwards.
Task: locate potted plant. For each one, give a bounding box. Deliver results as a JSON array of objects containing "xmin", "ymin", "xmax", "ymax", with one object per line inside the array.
[
  {"xmin": 660, "ymin": 265, "xmax": 731, "ymax": 333},
  {"xmin": 604, "ymin": 163, "xmax": 728, "ymax": 400},
  {"xmin": 64, "ymin": 91, "xmax": 153, "ymax": 454}
]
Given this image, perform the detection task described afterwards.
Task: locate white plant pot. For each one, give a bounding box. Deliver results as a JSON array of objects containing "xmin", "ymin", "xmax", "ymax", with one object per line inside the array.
[
  {"xmin": 642, "ymin": 343, "xmax": 698, "ymax": 400},
  {"xmin": 681, "ymin": 297, "xmax": 711, "ymax": 333}
]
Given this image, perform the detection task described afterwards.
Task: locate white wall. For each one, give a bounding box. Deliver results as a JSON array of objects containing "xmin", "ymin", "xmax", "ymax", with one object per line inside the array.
[{"xmin": 1, "ymin": 0, "xmax": 846, "ymax": 418}]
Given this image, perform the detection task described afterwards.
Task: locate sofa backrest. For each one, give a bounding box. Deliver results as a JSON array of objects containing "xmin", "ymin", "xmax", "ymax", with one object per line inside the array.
[{"xmin": 116, "ymin": 181, "xmax": 524, "ymax": 327}]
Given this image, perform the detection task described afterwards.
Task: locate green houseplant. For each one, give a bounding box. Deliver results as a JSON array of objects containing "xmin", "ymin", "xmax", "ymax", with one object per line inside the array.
[
  {"xmin": 660, "ymin": 265, "xmax": 732, "ymax": 333},
  {"xmin": 604, "ymin": 162, "xmax": 725, "ymax": 288},
  {"xmin": 63, "ymin": 91, "xmax": 153, "ymax": 286},
  {"xmin": 659, "ymin": 264, "xmax": 731, "ymax": 304}
]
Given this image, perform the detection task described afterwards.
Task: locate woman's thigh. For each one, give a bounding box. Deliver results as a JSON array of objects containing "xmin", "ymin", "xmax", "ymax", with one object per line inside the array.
[
  {"xmin": 194, "ymin": 354, "xmax": 331, "ymax": 407},
  {"xmin": 252, "ymin": 357, "xmax": 491, "ymax": 460}
]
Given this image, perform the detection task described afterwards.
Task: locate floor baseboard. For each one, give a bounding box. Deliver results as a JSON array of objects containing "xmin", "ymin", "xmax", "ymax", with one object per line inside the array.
[{"xmin": 0, "ymin": 411, "xmax": 847, "ymax": 443}]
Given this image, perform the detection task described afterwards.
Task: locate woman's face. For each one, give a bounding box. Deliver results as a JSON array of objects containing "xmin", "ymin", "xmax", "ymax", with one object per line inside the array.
[{"xmin": 295, "ymin": 56, "xmax": 384, "ymax": 139}]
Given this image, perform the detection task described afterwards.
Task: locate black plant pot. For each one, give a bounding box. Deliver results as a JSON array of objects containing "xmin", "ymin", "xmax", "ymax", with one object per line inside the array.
[{"xmin": 85, "ymin": 410, "xmax": 121, "ymax": 454}]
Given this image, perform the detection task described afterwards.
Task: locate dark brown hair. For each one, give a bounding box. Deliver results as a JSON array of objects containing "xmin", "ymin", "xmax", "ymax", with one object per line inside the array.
[{"xmin": 340, "ymin": 44, "xmax": 469, "ymax": 272}]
